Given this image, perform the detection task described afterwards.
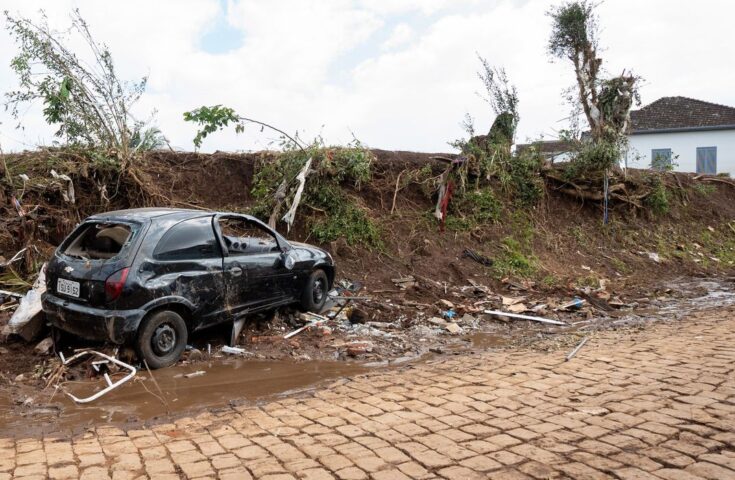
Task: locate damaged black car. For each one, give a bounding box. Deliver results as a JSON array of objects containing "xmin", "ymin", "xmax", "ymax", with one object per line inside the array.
[{"xmin": 42, "ymin": 208, "xmax": 335, "ymax": 368}]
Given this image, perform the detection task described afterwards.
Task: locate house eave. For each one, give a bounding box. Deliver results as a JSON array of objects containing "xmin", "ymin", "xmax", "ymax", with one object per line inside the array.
[{"xmin": 630, "ymin": 124, "xmax": 735, "ymax": 135}]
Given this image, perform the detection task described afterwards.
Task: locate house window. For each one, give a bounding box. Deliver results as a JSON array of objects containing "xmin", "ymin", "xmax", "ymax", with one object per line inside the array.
[
  {"xmin": 696, "ymin": 147, "xmax": 717, "ymax": 174},
  {"xmin": 651, "ymin": 149, "xmax": 672, "ymax": 170}
]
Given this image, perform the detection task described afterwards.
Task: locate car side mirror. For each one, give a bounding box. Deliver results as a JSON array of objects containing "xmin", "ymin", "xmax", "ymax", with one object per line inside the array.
[{"xmin": 282, "ymin": 251, "xmax": 296, "ymax": 270}]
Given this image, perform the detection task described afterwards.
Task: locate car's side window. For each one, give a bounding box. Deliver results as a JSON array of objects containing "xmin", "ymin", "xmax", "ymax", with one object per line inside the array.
[
  {"xmin": 154, "ymin": 217, "xmax": 221, "ymax": 260},
  {"xmin": 217, "ymin": 218, "xmax": 280, "ymax": 255}
]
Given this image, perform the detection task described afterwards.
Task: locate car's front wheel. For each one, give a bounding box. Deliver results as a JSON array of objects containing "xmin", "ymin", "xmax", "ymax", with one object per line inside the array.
[
  {"xmin": 135, "ymin": 310, "xmax": 188, "ymax": 369},
  {"xmin": 301, "ymin": 269, "xmax": 329, "ymax": 313}
]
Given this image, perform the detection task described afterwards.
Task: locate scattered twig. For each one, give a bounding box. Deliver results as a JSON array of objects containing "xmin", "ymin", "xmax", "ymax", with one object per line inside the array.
[
  {"xmin": 143, "ymin": 359, "xmax": 168, "ymax": 408},
  {"xmin": 390, "ymin": 169, "xmax": 407, "ymax": 215},
  {"xmin": 565, "ymin": 336, "xmax": 589, "ymax": 361}
]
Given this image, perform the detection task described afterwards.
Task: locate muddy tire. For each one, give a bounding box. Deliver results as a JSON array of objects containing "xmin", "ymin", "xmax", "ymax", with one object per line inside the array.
[
  {"xmin": 301, "ymin": 269, "xmax": 329, "ymax": 313},
  {"xmin": 135, "ymin": 310, "xmax": 188, "ymax": 369}
]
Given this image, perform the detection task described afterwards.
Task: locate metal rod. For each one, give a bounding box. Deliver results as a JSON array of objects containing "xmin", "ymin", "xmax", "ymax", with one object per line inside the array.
[
  {"xmin": 566, "ymin": 337, "xmax": 589, "ymax": 361},
  {"xmin": 483, "ymin": 310, "xmax": 568, "ymax": 326}
]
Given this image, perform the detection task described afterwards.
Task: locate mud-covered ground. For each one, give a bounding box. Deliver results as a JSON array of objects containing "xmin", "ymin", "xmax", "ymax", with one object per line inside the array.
[{"xmin": 1, "ymin": 274, "xmax": 733, "ymax": 438}]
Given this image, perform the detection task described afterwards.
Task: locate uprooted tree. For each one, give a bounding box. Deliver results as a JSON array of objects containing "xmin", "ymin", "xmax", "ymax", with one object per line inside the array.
[
  {"xmin": 437, "ymin": 57, "xmax": 541, "ymax": 230},
  {"xmin": 3, "ymin": 9, "xmax": 166, "ymax": 164},
  {"xmin": 547, "ymin": 0, "xmax": 640, "ymax": 175},
  {"xmin": 543, "ymin": 0, "xmax": 667, "ymax": 215}
]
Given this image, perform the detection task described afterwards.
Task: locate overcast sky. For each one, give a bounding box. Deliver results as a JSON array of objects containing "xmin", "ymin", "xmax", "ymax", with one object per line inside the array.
[{"xmin": 0, "ymin": 0, "xmax": 733, "ymax": 154}]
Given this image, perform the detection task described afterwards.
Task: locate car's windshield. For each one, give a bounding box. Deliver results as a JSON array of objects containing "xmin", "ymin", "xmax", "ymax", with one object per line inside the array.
[{"xmin": 61, "ymin": 221, "xmax": 139, "ymax": 260}]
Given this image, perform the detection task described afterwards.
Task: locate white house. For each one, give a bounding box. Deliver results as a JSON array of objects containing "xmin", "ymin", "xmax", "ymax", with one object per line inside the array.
[
  {"xmin": 625, "ymin": 96, "xmax": 735, "ymax": 176},
  {"xmin": 518, "ymin": 97, "xmax": 735, "ymax": 176}
]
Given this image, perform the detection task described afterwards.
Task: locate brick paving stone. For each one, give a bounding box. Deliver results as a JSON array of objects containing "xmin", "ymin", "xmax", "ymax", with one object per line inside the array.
[
  {"xmin": 684, "ymin": 461, "xmax": 735, "ymax": 479},
  {"xmin": 615, "ymin": 467, "xmax": 661, "ymax": 480},
  {"xmin": 3, "ymin": 312, "xmax": 735, "ymax": 479}
]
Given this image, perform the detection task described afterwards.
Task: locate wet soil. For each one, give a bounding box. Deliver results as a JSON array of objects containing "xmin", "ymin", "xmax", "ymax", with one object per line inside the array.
[{"xmin": 1, "ymin": 275, "xmax": 733, "ymax": 438}]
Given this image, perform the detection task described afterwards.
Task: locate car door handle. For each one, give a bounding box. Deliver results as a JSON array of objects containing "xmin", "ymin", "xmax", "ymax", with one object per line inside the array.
[{"xmin": 229, "ymin": 266, "xmax": 242, "ymax": 277}]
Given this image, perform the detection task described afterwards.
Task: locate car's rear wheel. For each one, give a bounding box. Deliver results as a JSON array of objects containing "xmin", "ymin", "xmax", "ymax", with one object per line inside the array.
[
  {"xmin": 301, "ymin": 269, "xmax": 329, "ymax": 313},
  {"xmin": 135, "ymin": 310, "xmax": 188, "ymax": 369}
]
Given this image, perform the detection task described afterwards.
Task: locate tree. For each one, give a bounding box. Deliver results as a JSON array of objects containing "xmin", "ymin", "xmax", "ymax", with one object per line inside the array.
[
  {"xmin": 184, "ymin": 105, "xmax": 309, "ymax": 230},
  {"xmin": 4, "ymin": 9, "xmax": 165, "ymax": 162},
  {"xmin": 548, "ymin": 0, "xmax": 639, "ymax": 171},
  {"xmin": 476, "ymin": 55, "xmax": 519, "ymax": 143}
]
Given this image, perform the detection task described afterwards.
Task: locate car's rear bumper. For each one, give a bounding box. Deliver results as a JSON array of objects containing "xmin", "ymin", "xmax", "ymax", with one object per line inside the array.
[{"xmin": 42, "ymin": 293, "xmax": 145, "ymax": 344}]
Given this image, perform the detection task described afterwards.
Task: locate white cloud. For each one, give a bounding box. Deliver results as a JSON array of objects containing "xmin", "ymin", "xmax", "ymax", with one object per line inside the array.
[
  {"xmin": 0, "ymin": 0, "xmax": 733, "ymax": 154},
  {"xmin": 381, "ymin": 23, "xmax": 415, "ymax": 50}
]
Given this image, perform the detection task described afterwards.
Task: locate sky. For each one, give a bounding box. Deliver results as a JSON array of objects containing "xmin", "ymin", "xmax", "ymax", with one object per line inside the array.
[{"xmin": 0, "ymin": 0, "xmax": 733, "ymax": 154}]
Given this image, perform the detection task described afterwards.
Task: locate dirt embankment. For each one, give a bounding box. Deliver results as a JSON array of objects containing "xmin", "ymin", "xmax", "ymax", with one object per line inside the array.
[{"xmin": 1, "ymin": 148, "xmax": 735, "ymax": 297}]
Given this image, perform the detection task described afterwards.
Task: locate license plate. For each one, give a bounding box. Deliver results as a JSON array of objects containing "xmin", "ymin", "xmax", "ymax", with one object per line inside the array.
[{"xmin": 57, "ymin": 278, "xmax": 80, "ymax": 298}]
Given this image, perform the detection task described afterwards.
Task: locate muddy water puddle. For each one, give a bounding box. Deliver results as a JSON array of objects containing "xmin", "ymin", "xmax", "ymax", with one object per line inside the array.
[{"xmin": 0, "ymin": 358, "xmax": 368, "ymax": 437}]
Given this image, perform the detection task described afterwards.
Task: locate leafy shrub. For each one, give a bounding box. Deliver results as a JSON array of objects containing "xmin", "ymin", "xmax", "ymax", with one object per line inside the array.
[
  {"xmin": 492, "ymin": 237, "xmax": 537, "ymax": 278},
  {"xmin": 249, "ymin": 139, "xmax": 381, "ymax": 248},
  {"xmin": 645, "ymin": 177, "xmax": 670, "ymax": 215}
]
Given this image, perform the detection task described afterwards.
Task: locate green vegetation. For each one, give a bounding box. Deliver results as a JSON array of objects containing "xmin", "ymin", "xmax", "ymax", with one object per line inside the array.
[
  {"xmin": 645, "ymin": 177, "xmax": 670, "ymax": 215},
  {"xmin": 250, "ymin": 139, "xmax": 381, "ymax": 248},
  {"xmin": 492, "ymin": 237, "xmax": 538, "ymax": 278},
  {"xmin": 693, "ymin": 184, "xmax": 716, "ymax": 196},
  {"xmin": 443, "ymin": 187, "xmax": 502, "ymax": 231},
  {"xmin": 4, "ymin": 10, "xmax": 165, "ymax": 162},
  {"xmin": 491, "ymin": 212, "xmax": 537, "ymax": 278}
]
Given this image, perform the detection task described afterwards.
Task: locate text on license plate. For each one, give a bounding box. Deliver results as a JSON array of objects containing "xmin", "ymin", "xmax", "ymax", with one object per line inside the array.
[{"xmin": 57, "ymin": 278, "xmax": 80, "ymax": 298}]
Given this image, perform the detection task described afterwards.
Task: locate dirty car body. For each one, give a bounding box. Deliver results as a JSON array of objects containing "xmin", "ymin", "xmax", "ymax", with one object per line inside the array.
[{"xmin": 42, "ymin": 208, "xmax": 335, "ymax": 368}]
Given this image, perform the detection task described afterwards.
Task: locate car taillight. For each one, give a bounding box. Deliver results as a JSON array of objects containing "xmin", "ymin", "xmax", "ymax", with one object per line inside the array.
[{"xmin": 105, "ymin": 267, "xmax": 129, "ymax": 301}]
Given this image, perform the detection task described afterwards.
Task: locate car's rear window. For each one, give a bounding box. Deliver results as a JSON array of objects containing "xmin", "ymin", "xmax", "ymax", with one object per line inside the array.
[{"xmin": 61, "ymin": 222, "xmax": 139, "ymax": 260}]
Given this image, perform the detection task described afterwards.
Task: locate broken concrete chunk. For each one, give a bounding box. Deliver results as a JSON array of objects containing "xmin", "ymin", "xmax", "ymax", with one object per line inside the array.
[
  {"xmin": 506, "ymin": 303, "xmax": 528, "ymax": 314},
  {"xmin": 502, "ymin": 296, "xmax": 525, "ymax": 306},
  {"xmin": 445, "ymin": 323, "xmax": 462, "ymax": 334},
  {"xmin": 34, "ymin": 337, "xmax": 54, "ymax": 355},
  {"xmin": 459, "ymin": 313, "xmax": 475, "ymax": 324},
  {"xmin": 221, "ymin": 346, "xmax": 248, "ymax": 355},
  {"xmin": 346, "ymin": 342, "xmax": 374, "ymax": 357},
  {"xmin": 391, "ymin": 276, "xmax": 417, "ymax": 289},
  {"xmin": 439, "ymin": 299, "xmax": 455, "ymax": 309},
  {"xmin": 427, "ymin": 317, "xmax": 447, "ymax": 326}
]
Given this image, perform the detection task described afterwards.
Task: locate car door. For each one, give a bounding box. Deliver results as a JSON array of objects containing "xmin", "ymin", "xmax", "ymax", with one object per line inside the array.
[
  {"xmin": 146, "ymin": 215, "xmax": 226, "ymax": 329},
  {"xmin": 215, "ymin": 215, "xmax": 293, "ymax": 310}
]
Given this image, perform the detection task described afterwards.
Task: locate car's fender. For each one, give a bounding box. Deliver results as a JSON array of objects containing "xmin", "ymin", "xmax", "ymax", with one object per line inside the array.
[{"xmin": 140, "ymin": 296, "xmax": 197, "ymax": 315}]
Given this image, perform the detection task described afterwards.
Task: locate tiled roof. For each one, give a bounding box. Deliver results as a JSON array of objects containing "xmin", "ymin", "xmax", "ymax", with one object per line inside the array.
[{"xmin": 630, "ymin": 96, "xmax": 735, "ymax": 133}]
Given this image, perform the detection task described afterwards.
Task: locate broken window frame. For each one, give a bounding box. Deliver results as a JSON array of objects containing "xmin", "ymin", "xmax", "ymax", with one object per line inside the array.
[
  {"xmin": 214, "ymin": 215, "xmax": 283, "ymax": 256},
  {"xmin": 59, "ymin": 221, "xmax": 140, "ymax": 262}
]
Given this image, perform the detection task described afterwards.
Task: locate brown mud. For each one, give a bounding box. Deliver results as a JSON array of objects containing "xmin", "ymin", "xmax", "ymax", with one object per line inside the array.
[{"xmin": 0, "ymin": 357, "xmax": 370, "ymax": 438}]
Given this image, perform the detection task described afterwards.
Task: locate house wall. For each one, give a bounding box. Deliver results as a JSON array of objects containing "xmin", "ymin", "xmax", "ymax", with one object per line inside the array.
[{"xmin": 625, "ymin": 129, "xmax": 735, "ymax": 175}]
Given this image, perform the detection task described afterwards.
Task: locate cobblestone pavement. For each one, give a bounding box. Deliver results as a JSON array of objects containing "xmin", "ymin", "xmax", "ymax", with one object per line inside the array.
[{"xmin": 2, "ymin": 308, "xmax": 735, "ymax": 480}]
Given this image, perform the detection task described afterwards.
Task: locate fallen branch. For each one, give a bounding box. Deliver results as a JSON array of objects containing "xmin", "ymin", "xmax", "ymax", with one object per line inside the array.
[
  {"xmin": 281, "ymin": 157, "xmax": 313, "ymax": 232},
  {"xmin": 390, "ymin": 169, "xmax": 407, "ymax": 215},
  {"xmin": 699, "ymin": 177, "xmax": 735, "ymax": 188}
]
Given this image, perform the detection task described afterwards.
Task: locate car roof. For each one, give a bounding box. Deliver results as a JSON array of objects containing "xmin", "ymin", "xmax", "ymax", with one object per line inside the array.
[
  {"xmin": 86, "ymin": 208, "xmax": 259, "ymax": 223},
  {"xmin": 88, "ymin": 207, "xmax": 213, "ymax": 222}
]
